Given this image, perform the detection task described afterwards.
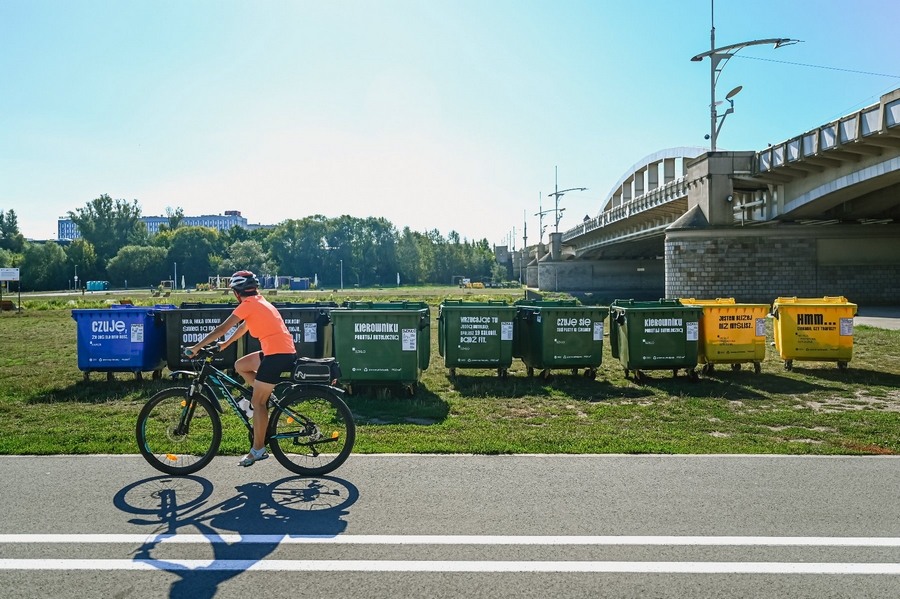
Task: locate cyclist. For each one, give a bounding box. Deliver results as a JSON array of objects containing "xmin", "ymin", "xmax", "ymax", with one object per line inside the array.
[{"xmin": 186, "ymin": 270, "xmax": 296, "ymax": 467}]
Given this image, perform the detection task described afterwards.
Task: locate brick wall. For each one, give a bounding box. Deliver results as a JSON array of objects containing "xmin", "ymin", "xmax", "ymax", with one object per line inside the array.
[{"xmin": 666, "ymin": 234, "xmax": 900, "ymax": 304}]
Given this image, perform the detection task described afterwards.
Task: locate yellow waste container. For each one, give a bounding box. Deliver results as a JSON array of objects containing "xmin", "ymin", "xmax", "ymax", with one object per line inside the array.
[
  {"xmin": 771, "ymin": 297, "xmax": 857, "ymax": 371},
  {"xmin": 680, "ymin": 298, "xmax": 769, "ymax": 374}
]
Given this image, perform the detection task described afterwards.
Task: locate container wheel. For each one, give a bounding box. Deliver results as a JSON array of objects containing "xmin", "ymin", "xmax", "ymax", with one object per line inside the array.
[
  {"xmin": 689, "ymin": 369, "xmax": 700, "ymax": 383},
  {"xmin": 540, "ymin": 369, "xmax": 551, "ymax": 380},
  {"xmin": 837, "ymin": 361, "xmax": 849, "ymax": 371},
  {"xmin": 585, "ymin": 368, "xmax": 597, "ymax": 380},
  {"xmin": 152, "ymin": 369, "xmax": 162, "ymax": 380},
  {"xmin": 345, "ymin": 385, "xmax": 354, "ymax": 396},
  {"xmin": 754, "ymin": 362, "xmax": 762, "ymax": 374},
  {"xmin": 498, "ymin": 367, "xmax": 508, "ymax": 378},
  {"xmin": 571, "ymin": 368, "xmax": 579, "ymax": 376},
  {"xmin": 624, "ymin": 369, "xmax": 630, "ymax": 379},
  {"xmin": 784, "ymin": 360, "xmax": 793, "ymax": 371},
  {"xmin": 107, "ymin": 372, "xmax": 115, "ymax": 382},
  {"xmin": 633, "ymin": 370, "xmax": 644, "ymax": 384},
  {"xmin": 448, "ymin": 368, "xmax": 456, "ymax": 377},
  {"xmin": 83, "ymin": 371, "xmax": 90, "ymax": 382},
  {"xmin": 407, "ymin": 382, "xmax": 419, "ymax": 397},
  {"xmin": 731, "ymin": 363, "xmax": 742, "ymax": 372},
  {"xmin": 135, "ymin": 371, "xmax": 143, "ymax": 381},
  {"xmin": 527, "ymin": 367, "xmax": 534, "ymax": 378},
  {"xmin": 672, "ymin": 369, "xmax": 679, "ymax": 378}
]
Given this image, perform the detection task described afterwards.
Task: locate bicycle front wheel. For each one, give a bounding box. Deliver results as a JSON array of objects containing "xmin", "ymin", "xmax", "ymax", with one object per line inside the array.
[
  {"xmin": 268, "ymin": 386, "xmax": 355, "ymax": 476},
  {"xmin": 136, "ymin": 387, "xmax": 222, "ymax": 475}
]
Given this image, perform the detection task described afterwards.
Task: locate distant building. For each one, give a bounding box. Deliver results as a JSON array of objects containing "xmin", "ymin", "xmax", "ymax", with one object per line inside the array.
[{"xmin": 57, "ymin": 210, "xmax": 272, "ymax": 240}]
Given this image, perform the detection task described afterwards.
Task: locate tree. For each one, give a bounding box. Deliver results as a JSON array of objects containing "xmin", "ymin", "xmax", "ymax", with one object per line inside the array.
[
  {"xmin": 396, "ymin": 227, "xmax": 423, "ymax": 285},
  {"xmin": 268, "ymin": 217, "xmax": 331, "ymax": 279},
  {"xmin": 106, "ymin": 245, "xmax": 169, "ymax": 287},
  {"xmin": 363, "ymin": 217, "xmax": 398, "ymax": 286},
  {"xmin": 68, "ymin": 195, "xmax": 147, "ymax": 268},
  {"xmin": 166, "ymin": 206, "xmax": 185, "ymax": 230},
  {"xmin": 167, "ymin": 226, "xmax": 220, "ymax": 286},
  {"xmin": 219, "ymin": 240, "xmax": 272, "ymax": 276},
  {"xmin": 0, "ymin": 209, "xmax": 25, "ymax": 253},
  {"xmin": 20, "ymin": 242, "xmax": 68, "ymax": 291},
  {"xmin": 0, "ymin": 247, "xmax": 12, "ymax": 268},
  {"xmin": 220, "ymin": 224, "xmax": 250, "ymax": 248},
  {"xmin": 65, "ymin": 238, "xmax": 99, "ymax": 285}
]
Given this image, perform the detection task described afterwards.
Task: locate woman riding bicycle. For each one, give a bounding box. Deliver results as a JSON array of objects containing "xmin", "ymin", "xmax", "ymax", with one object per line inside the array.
[{"xmin": 186, "ymin": 270, "xmax": 296, "ymax": 467}]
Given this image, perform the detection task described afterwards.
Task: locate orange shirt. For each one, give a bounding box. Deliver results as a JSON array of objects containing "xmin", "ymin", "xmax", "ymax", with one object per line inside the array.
[{"xmin": 232, "ymin": 295, "xmax": 295, "ymax": 356}]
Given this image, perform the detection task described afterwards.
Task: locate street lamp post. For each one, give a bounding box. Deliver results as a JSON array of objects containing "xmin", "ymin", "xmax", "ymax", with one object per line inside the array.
[
  {"xmin": 534, "ymin": 193, "xmax": 553, "ymax": 245},
  {"xmin": 340, "ymin": 260, "xmax": 343, "ymax": 291},
  {"xmin": 691, "ymin": 0, "xmax": 800, "ymax": 151},
  {"xmin": 547, "ymin": 166, "xmax": 587, "ymax": 233},
  {"xmin": 74, "ymin": 264, "xmax": 78, "ymax": 292}
]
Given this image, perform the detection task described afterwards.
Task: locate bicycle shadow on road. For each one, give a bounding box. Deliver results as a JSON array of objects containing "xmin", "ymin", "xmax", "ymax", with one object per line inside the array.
[{"xmin": 113, "ymin": 474, "xmax": 359, "ymax": 599}]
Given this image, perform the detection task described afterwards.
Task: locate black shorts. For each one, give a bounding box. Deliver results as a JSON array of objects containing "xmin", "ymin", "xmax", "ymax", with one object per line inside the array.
[{"xmin": 255, "ymin": 352, "xmax": 297, "ymax": 384}]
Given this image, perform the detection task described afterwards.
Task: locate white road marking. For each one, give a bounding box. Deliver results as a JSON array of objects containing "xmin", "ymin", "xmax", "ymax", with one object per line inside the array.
[
  {"xmin": 2, "ymin": 534, "xmax": 900, "ymax": 546},
  {"xmin": 1, "ymin": 559, "xmax": 900, "ymax": 573}
]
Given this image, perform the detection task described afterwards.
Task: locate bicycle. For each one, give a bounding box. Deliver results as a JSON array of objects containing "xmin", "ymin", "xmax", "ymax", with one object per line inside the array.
[{"xmin": 136, "ymin": 346, "xmax": 355, "ymax": 476}]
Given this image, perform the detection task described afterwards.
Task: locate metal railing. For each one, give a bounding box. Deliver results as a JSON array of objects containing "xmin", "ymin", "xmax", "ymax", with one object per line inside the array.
[{"xmin": 563, "ymin": 175, "xmax": 689, "ymax": 242}]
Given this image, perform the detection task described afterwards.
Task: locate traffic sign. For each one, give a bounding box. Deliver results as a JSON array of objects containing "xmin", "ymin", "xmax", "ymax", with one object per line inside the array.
[{"xmin": 0, "ymin": 268, "xmax": 19, "ymax": 281}]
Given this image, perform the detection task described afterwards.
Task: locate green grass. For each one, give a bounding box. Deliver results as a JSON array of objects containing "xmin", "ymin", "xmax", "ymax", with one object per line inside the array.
[{"xmin": 1, "ymin": 289, "xmax": 899, "ymax": 456}]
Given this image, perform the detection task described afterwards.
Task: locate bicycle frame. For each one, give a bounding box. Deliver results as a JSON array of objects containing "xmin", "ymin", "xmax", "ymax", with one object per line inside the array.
[
  {"xmin": 170, "ymin": 356, "xmax": 254, "ymax": 429},
  {"xmin": 171, "ymin": 352, "xmax": 345, "ymax": 449}
]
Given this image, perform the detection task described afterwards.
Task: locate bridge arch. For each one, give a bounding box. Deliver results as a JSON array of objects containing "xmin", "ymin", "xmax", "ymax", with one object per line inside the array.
[{"xmin": 600, "ymin": 147, "xmax": 707, "ymax": 215}]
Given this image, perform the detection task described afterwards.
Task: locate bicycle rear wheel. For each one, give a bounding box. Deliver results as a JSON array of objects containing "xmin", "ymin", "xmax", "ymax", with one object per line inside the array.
[
  {"xmin": 267, "ymin": 386, "xmax": 355, "ymax": 476},
  {"xmin": 136, "ymin": 387, "xmax": 222, "ymax": 475}
]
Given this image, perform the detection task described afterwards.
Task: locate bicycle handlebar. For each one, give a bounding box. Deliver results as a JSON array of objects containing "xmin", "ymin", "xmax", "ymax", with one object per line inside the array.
[{"xmin": 184, "ymin": 343, "xmax": 223, "ymax": 358}]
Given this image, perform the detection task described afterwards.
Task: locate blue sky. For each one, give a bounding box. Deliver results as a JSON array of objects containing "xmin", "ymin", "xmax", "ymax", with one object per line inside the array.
[{"xmin": 2, "ymin": 0, "xmax": 898, "ymax": 245}]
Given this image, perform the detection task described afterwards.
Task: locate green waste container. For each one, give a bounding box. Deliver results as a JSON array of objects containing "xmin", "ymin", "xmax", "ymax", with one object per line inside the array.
[
  {"xmin": 160, "ymin": 302, "xmax": 242, "ymax": 372},
  {"xmin": 244, "ymin": 302, "xmax": 337, "ymax": 358},
  {"xmin": 513, "ymin": 300, "xmax": 609, "ymax": 380},
  {"xmin": 438, "ymin": 300, "xmax": 516, "ymax": 377},
  {"xmin": 331, "ymin": 301, "xmax": 431, "ymax": 395},
  {"xmin": 609, "ymin": 299, "xmax": 702, "ymax": 382}
]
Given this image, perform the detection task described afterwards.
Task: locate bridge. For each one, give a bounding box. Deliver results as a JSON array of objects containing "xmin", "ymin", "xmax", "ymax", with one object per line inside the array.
[{"xmin": 517, "ymin": 87, "xmax": 900, "ymax": 304}]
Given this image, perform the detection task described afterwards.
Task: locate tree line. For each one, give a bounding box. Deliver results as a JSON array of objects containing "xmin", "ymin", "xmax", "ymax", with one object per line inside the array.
[{"xmin": 1, "ymin": 195, "xmax": 505, "ymax": 291}]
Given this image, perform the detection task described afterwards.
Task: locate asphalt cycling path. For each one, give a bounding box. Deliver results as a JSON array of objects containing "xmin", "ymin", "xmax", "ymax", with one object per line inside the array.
[{"xmin": 1, "ymin": 454, "xmax": 900, "ymax": 598}]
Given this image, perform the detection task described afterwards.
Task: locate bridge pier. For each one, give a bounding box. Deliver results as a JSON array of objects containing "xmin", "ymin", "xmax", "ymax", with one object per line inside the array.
[
  {"xmin": 665, "ymin": 210, "xmax": 900, "ymax": 305},
  {"xmin": 665, "ymin": 150, "xmax": 900, "ymax": 305},
  {"xmin": 527, "ymin": 257, "xmax": 664, "ymax": 298}
]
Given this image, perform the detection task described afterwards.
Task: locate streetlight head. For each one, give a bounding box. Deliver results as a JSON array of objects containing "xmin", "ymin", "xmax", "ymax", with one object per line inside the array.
[
  {"xmin": 774, "ymin": 38, "xmax": 802, "ymax": 48},
  {"xmin": 725, "ymin": 85, "xmax": 743, "ymax": 100}
]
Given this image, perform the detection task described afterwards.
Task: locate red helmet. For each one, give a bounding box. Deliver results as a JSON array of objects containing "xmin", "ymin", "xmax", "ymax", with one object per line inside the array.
[{"xmin": 228, "ymin": 270, "xmax": 259, "ymax": 293}]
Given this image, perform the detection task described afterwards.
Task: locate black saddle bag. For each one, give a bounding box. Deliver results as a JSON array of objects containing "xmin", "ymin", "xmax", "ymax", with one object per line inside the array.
[{"xmin": 291, "ymin": 356, "xmax": 342, "ymax": 384}]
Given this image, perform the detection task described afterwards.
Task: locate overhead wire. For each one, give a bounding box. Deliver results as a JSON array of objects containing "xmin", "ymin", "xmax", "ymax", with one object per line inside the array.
[
  {"xmin": 733, "ymin": 55, "xmax": 900, "ymax": 79},
  {"xmin": 733, "ymin": 55, "xmax": 900, "ymax": 129}
]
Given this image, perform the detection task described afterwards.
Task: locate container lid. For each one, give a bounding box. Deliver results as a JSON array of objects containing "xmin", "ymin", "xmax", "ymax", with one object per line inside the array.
[
  {"xmin": 440, "ymin": 300, "xmax": 511, "ymax": 307},
  {"xmin": 179, "ymin": 302, "xmax": 238, "ymax": 309},
  {"xmin": 611, "ymin": 298, "xmax": 685, "ymax": 309},
  {"xmin": 514, "ymin": 299, "xmax": 578, "ymax": 307},
  {"xmin": 774, "ymin": 296, "xmax": 851, "ymax": 305},
  {"xmin": 678, "ymin": 298, "xmax": 736, "ymax": 305}
]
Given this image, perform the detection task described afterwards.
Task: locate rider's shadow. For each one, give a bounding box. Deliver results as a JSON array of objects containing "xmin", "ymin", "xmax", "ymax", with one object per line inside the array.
[{"xmin": 115, "ymin": 475, "xmax": 359, "ymax": 599}]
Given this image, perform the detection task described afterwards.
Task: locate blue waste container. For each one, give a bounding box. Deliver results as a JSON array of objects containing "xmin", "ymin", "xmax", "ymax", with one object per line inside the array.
[{"xmin": 72, "ymin": 305, "xmax": 176, "ymax": 381}]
